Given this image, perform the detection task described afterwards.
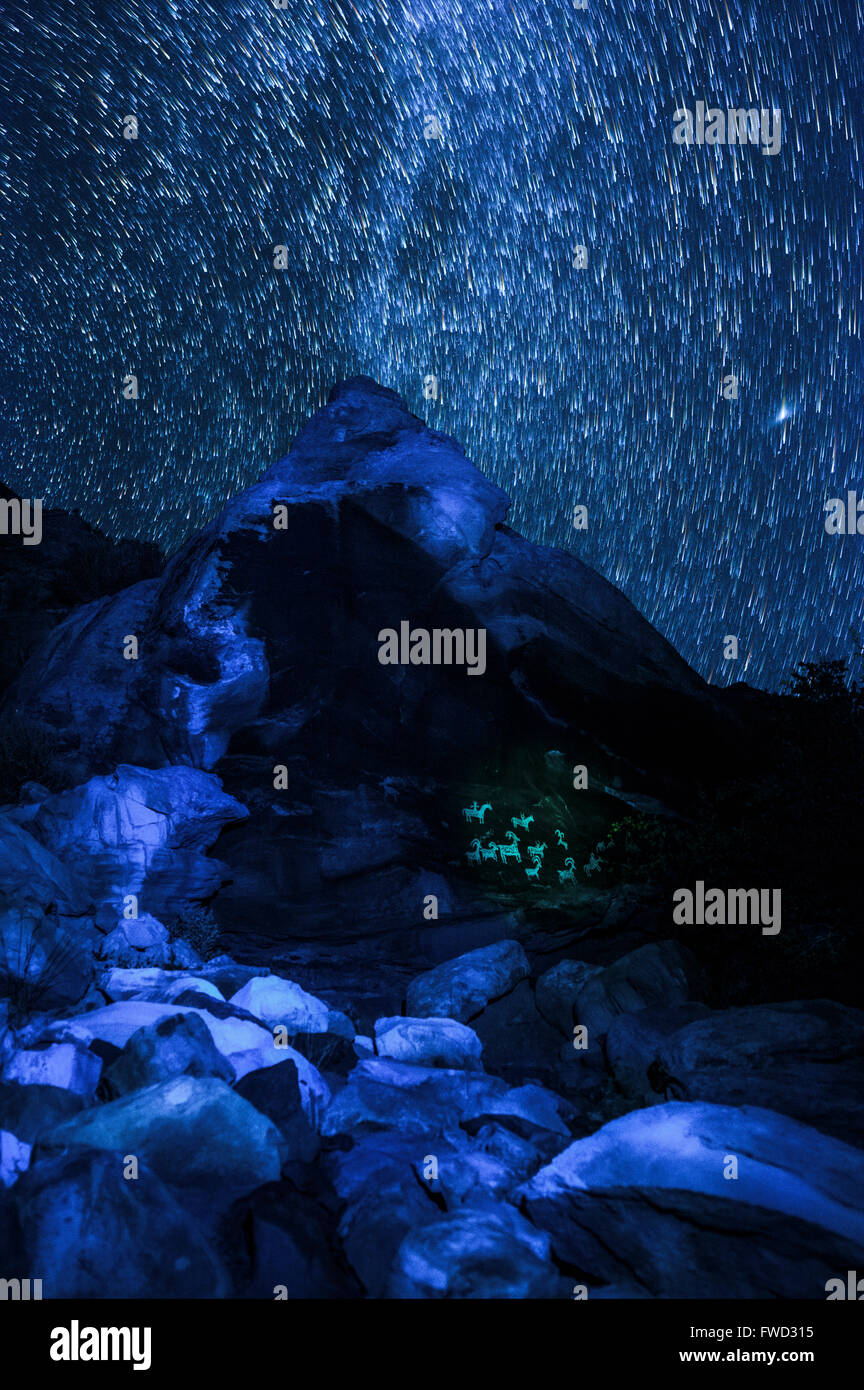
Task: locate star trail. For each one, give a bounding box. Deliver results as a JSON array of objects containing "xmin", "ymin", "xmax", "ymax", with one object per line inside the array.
[{"xmin": 0, "ymin": 0, "xmax": 861, "ymax": 687}]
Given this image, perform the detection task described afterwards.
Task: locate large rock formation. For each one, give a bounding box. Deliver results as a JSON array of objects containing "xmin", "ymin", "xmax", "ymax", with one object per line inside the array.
[
  {"xmin": 4, "ymin": 378, "xmax": 732, "ymax": 995},
  {"xmin": 9, "ymin": 378, "xmax": 714, "ymax": 769}
]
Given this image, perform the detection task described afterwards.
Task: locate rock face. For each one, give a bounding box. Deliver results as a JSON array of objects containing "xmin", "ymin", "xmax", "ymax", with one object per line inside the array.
[
  {"xmin": 0, "ymin": 902, "xmax": 96, "ymax": 1011},
  {"xmin": 0, "ymin": 817, "xmax": 89, "ymax": 921}
]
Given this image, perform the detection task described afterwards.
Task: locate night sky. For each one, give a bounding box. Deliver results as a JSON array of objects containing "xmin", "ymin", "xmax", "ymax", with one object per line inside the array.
[{"xmin": 0, "ymin": 0, "xmax": 861, "ymax": 688}]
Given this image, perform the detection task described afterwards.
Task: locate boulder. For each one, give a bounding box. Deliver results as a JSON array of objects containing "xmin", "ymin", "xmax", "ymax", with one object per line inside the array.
[
  {"xmin": 535, "ymin": 959, "xmax": 604, "ymax": 1036},
  {"xmin": 323, "ymin": 1132, "xmax": 445, "ymax": 1297},
  {"xmin": 574, "ymin": 940, "xmax": 702, "ymax": 1038},
  {"xmin": 0, "ymin": 1129, "xmax": 30, "ymax": 1187},
  {"xmin": 162, "ymin": 999, "xmax": 332, "ymax": 1120},
  {"xmin": 44, "ymin": 1000, "xmax": 198, "ymax": 1050},
  {"xmin": 321, "ymin": 1059, "xmax": 455, "ymax": 1137},
  {"xmin": 99, "ymin": 966, "xmax": 223, "ymax": 1003},
  {"xmin": 168, "ymin": 939, "xmax": 203, "ymax": 970},
  {"xmin": 652, "ymin": 999, "xmax": 864, "ymax": 1147},
  {"xmin": 374, "ymin": 1016, "xmax": 483, "ymax": 1070},
  {"xmin": 286, "ymin": 1031, "xmax": 358, "ymax": 1079},
  {"xmin": 101, "ymin": 1011, "xmax": 235, "ymax": 1096},
  {"xmin": 2, "ymin": 1043, "xmax": 102, "ymax": 1100},
  {"xmin": 39, "ymin": 1076, "xmax": 283, "ymax": 1194},
  {"xmin": 604, "ymin": 1002, "xmax": 713, "ymax": 1100},
  {"xmin": 98, "ymin": 914, "xmax": 173, "ymax": 968},
  {"xmin": 226, "ymin": 1181, "xmax": 360, "ymax": 1299},
  {"xmin": 158, "ymin": 974, "xmax": 223, "ymax": 1002},
  {"xmin": 470, "ymin": 1121, "xmax": 546, "ymax": 1183},
  {"xmin": 393, "ymin": 1121, "xmax": 545, "ymax": 1211},
  {"xmin": 230, "ymin": 975, "xmax": 353, "ymax": 1039},
  {"xmin": 14, "ymin": 1148, "xmax": 227, "ymax": 1296},
  {"xmin": 0, "ymin": 1080, "xmax": 85, "ymax": 1144},
  {"xmin": 405, "ymin": 940, "xmax": 530, "ymax": 1023},
  {"xmin": 388, "ymin": 1205, "xmax": 559, "ymax": 1299},
  {"xmin": 520, "ymin": 1101, "xmax": 864, "ymax": 1246},
  {"xmin": 467, "ymin": 979, "xmax": 567, "ymax": 1089},
  {"xmin": 215, "ymin": 1034, "xmax": 331, "ymax": 1122},
  {"xmin": 519, "ymin": 1100, "xmax": 864, "ymax": 1298},
  {"xmin": 198, "ymin": 956, "xmax": 269, "ymax": 999},
  {"xmin": 233, "ymin": 1061, "xmax": 319, "ymax": 1164},
  {"xmin": 522, "ymin": 1185, "xmax": 864, "ymax": 1300},
  {"xmin": 462, "ymin": 1081, "xmax": 573, "ymax": 1143},
  {"xmin": 424, "ymin": 1136, "xmax": 533, "ymax": 1208}
]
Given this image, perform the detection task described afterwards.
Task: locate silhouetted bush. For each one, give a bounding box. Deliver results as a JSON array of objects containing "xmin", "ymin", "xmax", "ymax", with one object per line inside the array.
[
  {"xmin": 783, "ymin": 656, "xmax": 856, "ymax": 705},
  {"xmin": 0, "ymin": 908, "xmax": 81, "ymax": 1026}
]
